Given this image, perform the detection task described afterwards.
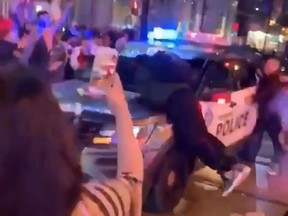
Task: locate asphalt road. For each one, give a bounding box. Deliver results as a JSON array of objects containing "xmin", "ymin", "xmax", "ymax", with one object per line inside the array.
[{"xmin": 81, "ymin": 133, "xmax": 288, "ymax": 216}]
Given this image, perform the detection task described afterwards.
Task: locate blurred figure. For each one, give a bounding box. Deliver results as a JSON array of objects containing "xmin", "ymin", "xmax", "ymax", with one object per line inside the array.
[
  {"xmin": 91, "ymin": 28, "xmax": 103, "ymax": 46},
  {"xmin": 270, "ymin": 80, "xmax": 288, "ymax": 151},
  {"xmin": 0, "ymin": 15, "xmax": 39, "ymax": 65},
  {"xmin": 241, "ymin": 58, "xmax": 284, "ymax": 175},
  {"xmin": 61, "ymin": 27, "xmax": 82, "ymax": 80},
  {"xmin": 16, "ymin": 21, "xmax": 39, "ymax": 64},
  {"xmin": 0, "ymin": 63, "xmax": 81, "ymax": 216},
  {"xmin": 144, "ymin": 88, "xmax": 251, "ymax": 212},
  {"xmin": 166, "ymin": 89, "xmax": 251, "ymax": 197},
  {"xmin": 10, "ymin": 0, "xmax": 34, "ymax": 38},
  {"xmin": 70, "ymin": 29, "xmax": 96, "ymax": 80},
  {"xmin": 48, "ymin": 31, "xmax": 68, "ymax": 83},
  {"xmin": 115, "ymin": 30, "xmax": 129, "ymax": 53},
  {"xmin": 256, "ymin": 58, "xmax": 285, "ymax": 176},
  {"xmin": 102, "ymin": 31, "xmax": 113, "ymax": 47},
  {"xmin": 28, "ymin": 3, "xmax": 73, "ymax": 84},
  {"xmin": 103, "ymin": 33, "xmax": 111, "ymax": 47},
  {"xmin": 0, "ymin": 17, "xmax": 17, "ymax": 63},
  {"xmin": 0, "ymin": 64, "xmax": 143, "ymax": 216}
]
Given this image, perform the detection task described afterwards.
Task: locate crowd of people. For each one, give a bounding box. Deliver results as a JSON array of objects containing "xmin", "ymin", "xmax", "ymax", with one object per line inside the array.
[
  {"xmin": 0, "ymin": 1, "xmax": 288, "ymax": 216},
  {"xmin": 0, "ymin": 2, "xmax": 142, "ymax": 216},
  {"xmin": 0, "ymin": 1, "xmax": 133, "ymax": 85}
]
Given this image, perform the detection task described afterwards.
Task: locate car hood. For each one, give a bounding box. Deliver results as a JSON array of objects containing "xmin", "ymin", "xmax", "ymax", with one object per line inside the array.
[{"xmin": 52, "ymin": 80, "xmax": 164, "ymax": 125}]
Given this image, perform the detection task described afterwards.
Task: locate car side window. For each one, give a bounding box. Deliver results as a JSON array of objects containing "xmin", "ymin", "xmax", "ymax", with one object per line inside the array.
[
  {"xmin": 202, "ymin": 61, "xmax": 232, "ymax": 92},
  {"xmin": 232, "ymin": 62, "xmax": 258, "ymax": 89}
]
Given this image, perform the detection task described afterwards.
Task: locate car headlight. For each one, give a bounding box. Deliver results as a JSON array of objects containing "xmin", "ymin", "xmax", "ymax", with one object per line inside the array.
[
  {"xmin": 99, "ymin": 127, "xmax": 141, "ymax": 137},
  {"xmin": 59, "ymin": 102, "xmax": 82, "ymax": 115},
  {"xmin": 95, "ymin": 125, "xmax": 156, "ymax": 145}
]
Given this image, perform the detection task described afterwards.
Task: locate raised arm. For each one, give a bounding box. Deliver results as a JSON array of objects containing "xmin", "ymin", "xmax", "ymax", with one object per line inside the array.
[
  {"xmin": 95, "ymin": 74, "xmax": 143, "ymax": 180},
  {"xmin": 50, "ymin": 2, "xmax": 73, "ymax": 35},
  {"xmin": 41, "ymin": 2, "xmax": 73, "ymax": 52},
  {"xmin": 92, "ymin": 73, "xmax": 144, "ymax": 216}
]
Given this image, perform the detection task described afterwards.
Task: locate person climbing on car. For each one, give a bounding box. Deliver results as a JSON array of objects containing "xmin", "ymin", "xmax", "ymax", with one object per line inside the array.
[
  {"xmin": 143, "ymin": 88, "xmax": 251, "ymax": 213},
  {"xmin": 240, "ymin": 58, "xmax": 286, "ymax": 176},
  {"xmin": 166, "ymin": 89, "xmax": 251, "ymax": 195}
]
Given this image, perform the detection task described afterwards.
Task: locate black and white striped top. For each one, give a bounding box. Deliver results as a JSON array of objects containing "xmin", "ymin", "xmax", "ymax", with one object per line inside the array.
[{"xmin": 80, "ymin": 175, "xmax": 140, "ymax": 216}]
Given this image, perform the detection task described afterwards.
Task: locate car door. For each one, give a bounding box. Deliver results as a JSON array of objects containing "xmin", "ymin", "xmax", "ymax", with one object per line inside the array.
[
  {"xmin": 199, "ymin": 60, "xmax": 238, "ymax": 146},
  {"xmin": 229, "ymin": 61, "xmax": 258, "ymax": 145}
]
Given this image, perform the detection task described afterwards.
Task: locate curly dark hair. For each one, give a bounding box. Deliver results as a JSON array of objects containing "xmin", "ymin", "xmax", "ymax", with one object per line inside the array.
[
  {"xmin": 0, "ymin": 63, "xmax": 81, "ymax": 216},
  {"xmin": 166, "ymin": 88, "xmax": 207, "ymax": 150}
]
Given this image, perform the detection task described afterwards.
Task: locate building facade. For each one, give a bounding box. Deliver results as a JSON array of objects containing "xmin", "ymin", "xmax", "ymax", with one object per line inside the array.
[
  {"xmin": 74, "ymin": 0, "xmax": 113, "ymax": 28},
  {"xmin": 147, "ymin": 0, "xmax": 238, "ymax": 41},
  {"xmin": 0, "ymin": 0, "xmax": 10, "ymax": 17}
]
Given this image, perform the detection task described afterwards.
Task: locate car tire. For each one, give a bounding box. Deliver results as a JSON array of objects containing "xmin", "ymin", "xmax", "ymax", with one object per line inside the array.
[{"xmin": 143, "ymin": 149, "xmax": 191, "ymax": 213}]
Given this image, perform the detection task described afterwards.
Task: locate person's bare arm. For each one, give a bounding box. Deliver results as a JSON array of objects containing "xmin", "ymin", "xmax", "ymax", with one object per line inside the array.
[
  {"xmin": 94, "ymin": 74, "xmax": 143, "ymax": 180},
  {"xmin": 92, "ymin": 73, "xmax": 144, "ymax": 216},
  {"xmin": 42, "ymin": 2, "xmax": 73, "ymax": 51},
  {"xmin": 50, "ymin": 2, "xmax": 73, "ymax": 35}
]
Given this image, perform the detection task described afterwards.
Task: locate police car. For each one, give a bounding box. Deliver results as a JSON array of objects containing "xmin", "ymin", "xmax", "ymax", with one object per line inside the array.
[
  {"xmin": 117, "ymin": 42, "xmax": 263, "ymax": 212},
  {"xmin": 118, "ymin": 41, "xmax": 262, "ymax": 146},
  {"xmin": 53, "ymin": 41, "xmax": 263, "ymax": 213}
]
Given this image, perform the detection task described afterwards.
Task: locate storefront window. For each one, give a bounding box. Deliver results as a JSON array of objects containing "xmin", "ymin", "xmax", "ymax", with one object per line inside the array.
[{"xmin": 247, "ymin": 30, "xmax": 286, "ymax": 53}]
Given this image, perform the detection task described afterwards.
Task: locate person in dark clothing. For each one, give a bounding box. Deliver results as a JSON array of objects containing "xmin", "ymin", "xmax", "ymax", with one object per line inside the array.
[
  {"xmin": 240, "ymin": 58, "xmax": 285, "ymax": 176},
  {"xmin": 166, "ymin": 88, "xmax": 251, "ymax": 197},
  {"xmin": 0, "ymin": 17, "xmax": 18, "ymax": 64},
  {"xmin": 28, "ymin": 33, "xmax": 51, "ymax": 84},
  {"xmin": 143, "ymin": 88, "xmax": 251, "ymax": 212}
]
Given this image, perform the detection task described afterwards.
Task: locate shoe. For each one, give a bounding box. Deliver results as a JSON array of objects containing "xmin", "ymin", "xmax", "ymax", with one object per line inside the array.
[
  {"xmin": 266, "ymin": 163, "xmax": 280, "ymax": 176},
  {"xmin": 222, "ymin": 165, "xmax": 251, "ymax": 197}
]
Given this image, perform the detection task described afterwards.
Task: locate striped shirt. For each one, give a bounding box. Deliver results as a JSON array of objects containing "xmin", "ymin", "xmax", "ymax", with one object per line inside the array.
[{"xmin": 73, "ymin": 175, "xmax": 140, "ymax": 216}]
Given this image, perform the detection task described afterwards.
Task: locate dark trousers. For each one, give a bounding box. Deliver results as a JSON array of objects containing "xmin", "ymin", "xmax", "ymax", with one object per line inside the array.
[
  {"xmin": 177, "ymin": 133, "xmax": 237, "ymax": 173},
  {"xmin": 197, "ymin": 133, "xmax": 237, "ymax": 172},
  {"xmin": 239, "ymin": 115, "xmax": 284, "ymax": 163}
]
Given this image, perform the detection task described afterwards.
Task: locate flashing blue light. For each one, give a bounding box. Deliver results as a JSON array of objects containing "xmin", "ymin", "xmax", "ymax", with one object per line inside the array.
[
  {"xmin": 147, "ymin": 27, "xmax": 178, "ymax": 40},
  {"xmin": 166, "ymin": 42, "xmax": 175, "ymax": 48}
]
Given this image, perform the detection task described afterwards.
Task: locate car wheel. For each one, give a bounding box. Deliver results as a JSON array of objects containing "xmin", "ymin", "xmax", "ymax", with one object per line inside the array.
[
  {"xmin": 154, "ymin": 163, "xmax": 186, "ymax": 212},
  {"xmin": 143, "ymin": 149, "xmax": 191, "ymax": 213}
]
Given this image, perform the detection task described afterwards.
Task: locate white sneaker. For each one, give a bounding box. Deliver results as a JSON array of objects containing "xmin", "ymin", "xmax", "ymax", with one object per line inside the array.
[
  {"xmin": 222, "ymin": 165, "xmax": 251, "ymax": 197},
  {"xmin": 266, "ymin": 163, "xmax": 280, "ymax": 176}
]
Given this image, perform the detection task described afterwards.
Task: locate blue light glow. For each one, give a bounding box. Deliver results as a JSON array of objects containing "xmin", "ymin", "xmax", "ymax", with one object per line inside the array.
[{"xmin": 147, "ymin": 27, "xmax": 178, "ymax": 40}]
